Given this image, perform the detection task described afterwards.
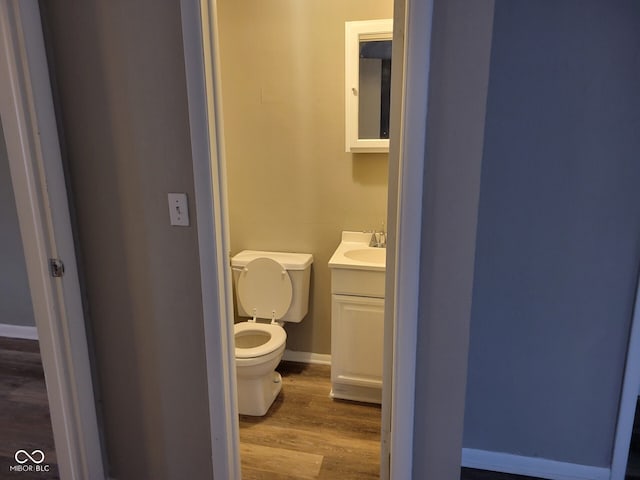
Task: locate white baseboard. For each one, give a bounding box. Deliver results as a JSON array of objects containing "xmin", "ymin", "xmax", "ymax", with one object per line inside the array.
[
  {"xmin": 282, "ymin": 349, "xmax": 331, "ymax": 365},
  {"xmin": 462, "ymin": 448, "xmax": 610, "ymax": 480},
  {"xmin": 0, "ymin": 323, "xmax": 38, "ymax": 340}
]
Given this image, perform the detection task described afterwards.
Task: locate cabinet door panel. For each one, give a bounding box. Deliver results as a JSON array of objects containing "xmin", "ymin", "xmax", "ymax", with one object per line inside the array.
[{"xmin": 331, "ymin": 294, "xmax": 384, "ymax": 388}]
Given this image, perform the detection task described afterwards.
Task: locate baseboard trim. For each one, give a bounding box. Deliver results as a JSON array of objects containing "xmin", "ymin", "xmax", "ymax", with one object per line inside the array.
[
  {"xmin": 461, "ymin": 448, "xmax": 610, "ymax": 480},
  {"xmin": 282, "ymin": 350, "xmax": 331, "ymax": 365},
  {"xmin": 0, "ymin": 324, "xmax": 38, "ymax": 340}
]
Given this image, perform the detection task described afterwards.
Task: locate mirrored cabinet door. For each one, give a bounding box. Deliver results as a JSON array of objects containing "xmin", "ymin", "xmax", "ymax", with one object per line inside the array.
[{"xmin": 345, "ymin": 19, "xmax": 393, "ymax": 153}]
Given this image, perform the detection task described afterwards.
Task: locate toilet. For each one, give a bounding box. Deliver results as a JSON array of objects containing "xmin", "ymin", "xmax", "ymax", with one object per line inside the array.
[{"xmin": 231, "ymin": 250, "xmax": 313, "ymax": 416}]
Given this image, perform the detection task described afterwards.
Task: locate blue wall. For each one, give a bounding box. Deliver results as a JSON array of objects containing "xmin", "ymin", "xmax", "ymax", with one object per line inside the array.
[
  {"xmin": 411, "ymin": 0, "xmax": 495, "ymax": 477},
  {"xmin": 0, "ymin": 120, "xmax": 35, "ymax": 328},
  {"xmin": 464, "ymin": 0, "xmax": 640, "ymax": 467}
]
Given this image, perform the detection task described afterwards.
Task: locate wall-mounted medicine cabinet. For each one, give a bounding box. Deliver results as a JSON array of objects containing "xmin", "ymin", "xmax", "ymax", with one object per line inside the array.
[{"xmin": 345, "ymin": 19, "xmax": 393, "ymax": 153}]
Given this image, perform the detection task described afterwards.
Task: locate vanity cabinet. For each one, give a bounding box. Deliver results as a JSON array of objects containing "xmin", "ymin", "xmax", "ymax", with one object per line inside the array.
[
  {"xmin": 328, "ymin": 231, "xmax": 386, "ymax": 404},
  {"xmin": 330, "ymin": 294, "xmax": 384, "ymax": 404}
]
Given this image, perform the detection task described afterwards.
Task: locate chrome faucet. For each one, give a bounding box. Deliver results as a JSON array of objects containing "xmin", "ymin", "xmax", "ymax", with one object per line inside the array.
[{"xmin": 369, "ymin": 226, "xmax": 387, "ymax": 248}]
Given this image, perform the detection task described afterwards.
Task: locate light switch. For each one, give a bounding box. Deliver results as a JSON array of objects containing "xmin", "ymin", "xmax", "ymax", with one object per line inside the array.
[{"xmin": 168, "ymin": 193, "xmax": 189, "ymax": 226}]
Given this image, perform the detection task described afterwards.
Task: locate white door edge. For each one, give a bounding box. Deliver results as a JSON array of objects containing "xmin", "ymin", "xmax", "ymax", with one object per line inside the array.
[
  {"xmin": 387, "ymin": 0, "xmax": 434, "ymax": 478},
  {"xmin": 0, "ymin": 1, "xmax": 105, "ymax": 478},
  {"xmin": 179, "ymin": 0, "xmax": 241, "ymax": 479}
]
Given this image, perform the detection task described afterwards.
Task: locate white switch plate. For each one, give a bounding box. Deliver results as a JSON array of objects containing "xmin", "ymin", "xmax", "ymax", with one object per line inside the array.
[{"xmin": 168, "ymin": 193, "xmax": 189, "ymax": 226}]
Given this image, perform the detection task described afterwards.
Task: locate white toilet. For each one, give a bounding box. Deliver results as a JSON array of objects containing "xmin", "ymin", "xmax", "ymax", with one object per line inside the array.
[{"xmin": 231, "ymin": 250, "xmax": 313, "ymax": 416}]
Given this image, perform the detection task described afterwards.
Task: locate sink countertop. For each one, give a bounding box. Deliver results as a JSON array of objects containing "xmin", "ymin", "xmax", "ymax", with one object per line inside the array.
[{"xmin": 328, "ymin": 231, "xmax": 386, "ymax": 272}]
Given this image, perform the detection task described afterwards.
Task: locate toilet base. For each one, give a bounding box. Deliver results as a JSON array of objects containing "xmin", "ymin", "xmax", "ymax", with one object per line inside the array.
[{"xmin": 237, "ymin": 371, "xmax": 282, "ymax": 416}]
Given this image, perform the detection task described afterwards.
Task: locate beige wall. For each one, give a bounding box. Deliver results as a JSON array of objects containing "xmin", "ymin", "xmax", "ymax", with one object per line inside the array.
[
  {"xmin": 218, "ymin": 0, "xmax": 393, "ymax": 354},
  {"xmin": 40, "ymin": 1, "xmax": 213, "ymax": 479}
]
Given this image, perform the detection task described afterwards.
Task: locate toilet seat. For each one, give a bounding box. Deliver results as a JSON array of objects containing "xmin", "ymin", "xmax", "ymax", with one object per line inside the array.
[
  {"xmin": 237, "ymin": 257, "xmax": 293, "ymax": 321},
  {"xmin": 234, "ymin": 322, "xmax": 286, "ymax": 359}
]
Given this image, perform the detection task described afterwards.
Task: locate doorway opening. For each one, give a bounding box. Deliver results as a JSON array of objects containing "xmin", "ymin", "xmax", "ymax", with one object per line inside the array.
[
  {"xmin": 0, "ymin": 119, "xmax": 58, "ymax": 476},
  {"xmin": 0, "ymin": 2, "xmax": 105, "ymax": 477},
  {"xmin": 626, "ymin": 398, "xmax": 640, "ymax": 478},
  {"xmin": 182, "ymin": 0, "xmax": 434, "ymax": 475},
  {"xmin": 215, "ymin": 1, "xmax": 391, "ymax": 477}
]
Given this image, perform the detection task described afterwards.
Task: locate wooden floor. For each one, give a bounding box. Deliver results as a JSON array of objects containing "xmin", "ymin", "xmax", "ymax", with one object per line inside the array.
[
  {"xmin": 239, "ymin": 361, "xmax": 547, "ymax": 480},
  {"xmin": 2, "ymin": 338, "xmax": 639, "ymax": 480},
  {"xmin": 0, "ymin": 337, "xmax": 58, "ymax": 479},
  {"xmin": 239, "ymin": 362, "xmax": 381, "ymax": 479}
]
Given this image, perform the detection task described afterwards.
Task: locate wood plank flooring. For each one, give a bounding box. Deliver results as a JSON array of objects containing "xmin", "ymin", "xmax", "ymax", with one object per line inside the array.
[
  {"xmin": 3, "ymin": 338, "xmax": 639, "ymax": 480},
  {"xmin": 239, "ymin": 362, "xmax": 548, "ymax": 480},
  {"xmin": 0, "ymin": 336, "xmax": 58, "ymax": 479},
  {"xmin": 239, "ymin": 361, "xmax": 381, "ymax": 479}
]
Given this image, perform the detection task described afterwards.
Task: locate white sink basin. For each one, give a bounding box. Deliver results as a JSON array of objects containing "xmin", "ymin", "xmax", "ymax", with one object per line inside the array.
[
  {"xmin": 328, "ymin": 231, "xmax": 386, "ymax": 297},
  {"xmin": 343, "ymin": 248, "xmax": 386, "ymax": 265},
  {"xmin": 328, "ymin": 231, "xmax": 386, "ymax": 272}
]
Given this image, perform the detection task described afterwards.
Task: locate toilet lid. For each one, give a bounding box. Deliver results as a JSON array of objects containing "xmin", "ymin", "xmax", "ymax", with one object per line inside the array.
[{"xmin": 237, "ymin": 257, "xmax": 293, "ymax": 320}]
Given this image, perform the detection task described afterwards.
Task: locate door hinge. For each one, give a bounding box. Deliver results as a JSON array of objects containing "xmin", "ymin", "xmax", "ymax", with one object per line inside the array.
[{"xmin": 49, "ymin": 258, "xmax": 65, "ymax": 278}]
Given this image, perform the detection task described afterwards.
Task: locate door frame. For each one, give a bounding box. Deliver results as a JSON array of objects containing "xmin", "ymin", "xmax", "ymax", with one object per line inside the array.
[
  {"xmin": 0, "ymin": 1, "xmax": 105, "ymax": 478},
  {"xmin": 179, "ymin": 0, "xmax": 433, "ymax": 478},
  {"xmin": 610, "ymin": 275, "xmax": 640, "ymax": 480}
]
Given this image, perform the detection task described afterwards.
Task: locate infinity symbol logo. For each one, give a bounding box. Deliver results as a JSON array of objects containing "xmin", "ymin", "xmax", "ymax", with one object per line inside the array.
[{"xmin": 14, "ymin": 450, "xmax": 45, "ymax": 464}]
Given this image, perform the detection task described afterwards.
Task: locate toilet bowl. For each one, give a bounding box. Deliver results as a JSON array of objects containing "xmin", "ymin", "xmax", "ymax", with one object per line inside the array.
[
  {"xmin": 231, "ymin": 250, "xmax": 313, "ymax": 416},
  {"xmin": 234, "ymin": 322, "xmax": 287, "ymax": 416}
]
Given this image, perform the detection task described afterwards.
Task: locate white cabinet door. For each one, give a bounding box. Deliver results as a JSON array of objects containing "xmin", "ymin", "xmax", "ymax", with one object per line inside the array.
[{"xmin": 331, "ymin": 294, "xmax": 384, "ymax": 393}]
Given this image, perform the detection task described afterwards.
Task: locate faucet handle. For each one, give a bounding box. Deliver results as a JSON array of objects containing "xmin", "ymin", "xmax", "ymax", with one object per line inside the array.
[
  {"xmin": 376, "ymin": 221, "xmax": 387, "ymax": 247},
  {"xmin": 378, "ymin": 231, "xmax": 387, "ymax": 248}
]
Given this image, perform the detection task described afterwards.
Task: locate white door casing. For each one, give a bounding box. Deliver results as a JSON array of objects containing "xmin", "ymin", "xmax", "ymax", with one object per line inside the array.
[
  {"xmin": 179, "ymin": 0, "xmax": 431, "ymax": 478},
  {"xmin": 179, "ymin": 1, "xmax": 242, "ymax": 479}
]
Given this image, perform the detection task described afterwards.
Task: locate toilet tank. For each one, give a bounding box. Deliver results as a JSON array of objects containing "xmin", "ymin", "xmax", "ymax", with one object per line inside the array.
[{"xmin": 231, "ymin": 250, "xmax": 313, "ymax": 323}]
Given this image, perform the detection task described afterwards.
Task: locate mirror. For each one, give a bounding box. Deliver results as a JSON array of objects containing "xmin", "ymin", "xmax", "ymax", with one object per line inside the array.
[
  {"xmin": 345, "ymin": 19, "xmax": 393, "ymax": 153},
  {"xmin": 359, "ymin": 40, "xmax": 392, "ymax": 140}
]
